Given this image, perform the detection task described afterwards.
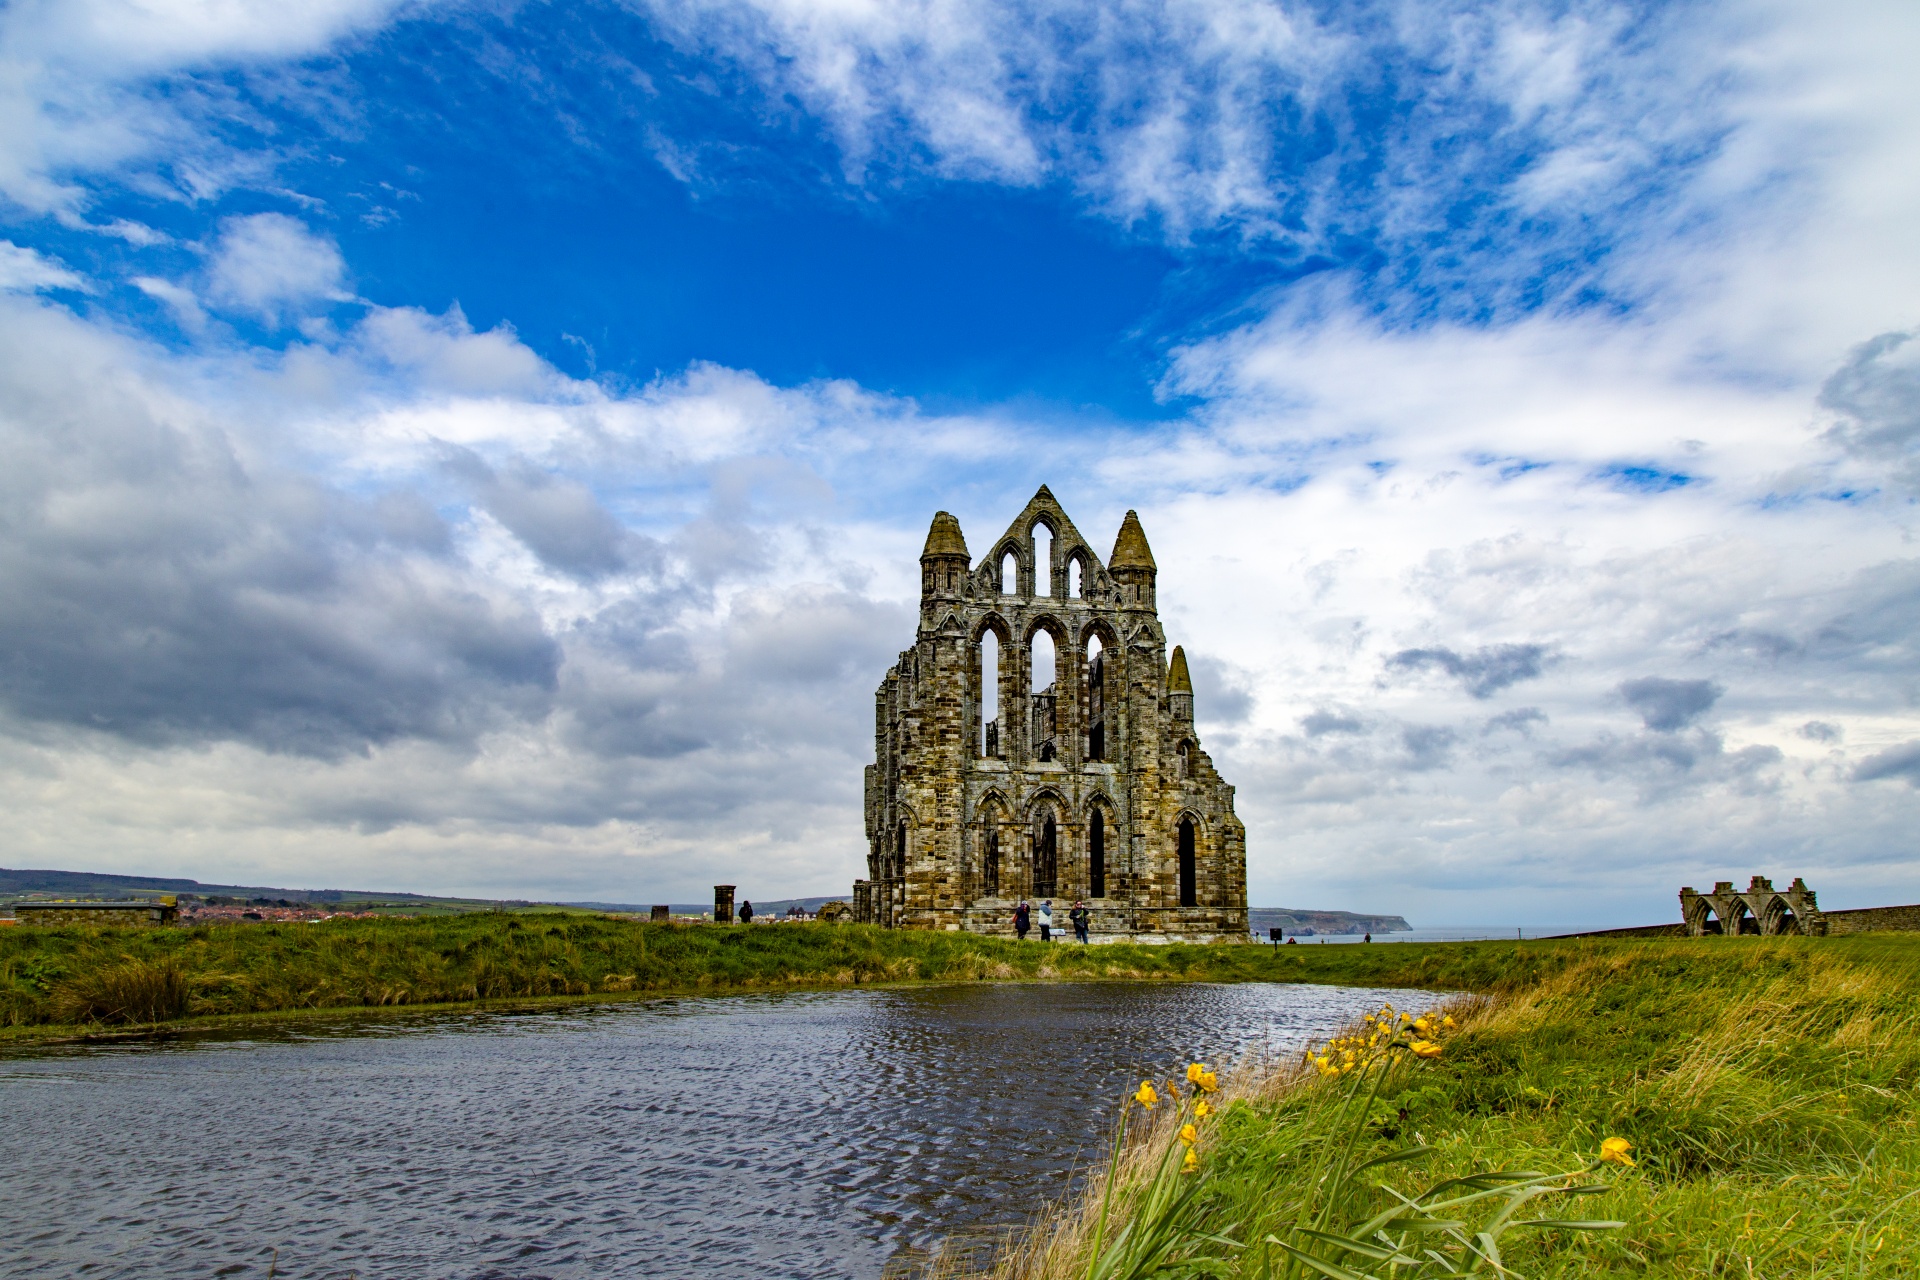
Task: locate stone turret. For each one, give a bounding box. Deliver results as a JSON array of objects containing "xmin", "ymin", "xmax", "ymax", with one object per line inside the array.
[
  {"xmin": 921, "ymin": 510, "xmax": 970, "ymax": 619},
  {"xmin": 1167, "ymin": 645, "xmax": 1193, "ymax": 724},
  {"xmin": 1109, "ymin": 509, "xmax": 1157, "ymax": 611}
]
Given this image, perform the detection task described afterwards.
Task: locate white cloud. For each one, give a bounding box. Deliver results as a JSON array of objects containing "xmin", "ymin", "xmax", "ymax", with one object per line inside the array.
[
  {"xmin": 0, "ymin": 239, "xmax": 85, "ymax": 292},
  {"xmin": 203, "ymin": 213, "xmax": 353, "ymax": 323},
  {"xmin": 0, "ymin": 0, "xmax": 415, "ymax": 214}
]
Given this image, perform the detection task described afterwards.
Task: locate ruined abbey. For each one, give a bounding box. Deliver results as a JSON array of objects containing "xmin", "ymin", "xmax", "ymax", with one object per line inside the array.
[{"xmin": 854, "ymin": 487, "xmax": 1248, "ymax": 941}]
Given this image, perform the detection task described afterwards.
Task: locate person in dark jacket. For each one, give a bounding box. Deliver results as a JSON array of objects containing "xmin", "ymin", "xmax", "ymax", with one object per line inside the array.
[
  {"xmin": 1070, "ymin": 900, "xmax": 1090, "ymax": 944},
  {"xmin": 1014, "ymin": 900, "xmax": 1031, "ymax": 940},
  {"xmin": 739, "ymin": 900, "xmax": 754, "ymax": 923}
]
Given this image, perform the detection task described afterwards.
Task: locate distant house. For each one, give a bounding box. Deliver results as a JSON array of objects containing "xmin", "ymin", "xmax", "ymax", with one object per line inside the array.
[{"xmin": 13, "ymin": 898, "xmax": 179, "ymax": 927}]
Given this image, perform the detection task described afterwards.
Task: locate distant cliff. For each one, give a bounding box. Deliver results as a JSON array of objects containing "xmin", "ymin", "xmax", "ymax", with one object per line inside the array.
[{"xmin": 1249, "ymin": 907, "xmax": 1412, "ymax": 936}]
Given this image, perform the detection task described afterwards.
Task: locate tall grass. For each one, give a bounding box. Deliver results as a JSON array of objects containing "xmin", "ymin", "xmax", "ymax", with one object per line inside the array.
[
  {"xmin": 987, "ymin": 936, "xmax": 1920, "ymax": 1279},
  {"xmin": 1, "ymin": 916, "xmax": 1553, "ymax": 1039}
]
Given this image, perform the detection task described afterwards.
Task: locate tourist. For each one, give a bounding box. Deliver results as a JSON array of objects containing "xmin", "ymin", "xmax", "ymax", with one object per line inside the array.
[
  {"xmin": 1014, "ymin": 900, "xmax": 1031, "ymax": 940},
  {"xmin": 1038, "ymin": 899, "xmax": 1053, "ymax": 942},
  {"xmin": 739, "ymin": 900, "xmax": 754, "ymax": 924},
  {"xmin": 1070, "ymin": 900, "xmax": 1089, "ymax": 944},
  {"xmin": 1364, "ymin": 931, "xmax": 1371, "ymax": 943}
]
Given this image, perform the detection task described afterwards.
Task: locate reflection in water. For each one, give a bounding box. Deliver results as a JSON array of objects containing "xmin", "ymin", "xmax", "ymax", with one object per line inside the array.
[{"xmin": 2, "ymin": 981, "xmax": 1438, "ymax": 1279}]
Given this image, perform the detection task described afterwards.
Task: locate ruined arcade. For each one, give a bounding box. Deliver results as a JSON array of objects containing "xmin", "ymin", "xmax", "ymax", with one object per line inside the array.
[{"xmin": 855, "ymin": 487, "xmax": 1248, "ymax": 941}]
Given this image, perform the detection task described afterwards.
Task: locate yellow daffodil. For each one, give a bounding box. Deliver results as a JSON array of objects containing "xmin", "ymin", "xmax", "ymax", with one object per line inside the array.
[
  {"xmin": 1194, "ymin": 1099, "xmax": 1212, "ymax": 1119},
  {"xmin": 1134, "ymin": 1080, "xmax": 1158, "ymax": 1108},
  {"xmin": 1179, "ymin": 1123, "xmax": 1198, "ymax": 1146},
  {"xmin": 1411, "ymin": 1039, "xmax": 1442, "ymax": 1058},
  {"xmin": 1413, "ymin": 1017, "xmax": 1431, "ymax": 1034},
  {"xmin": 1195, "ymin": 1068, "xmax": 1219, "ymax": 1093},
  {"xmin": 1442, "ymin": 1014, "xmax": 1457, "ymax": 1029},
  {"xmin": 1182, "ymin": 1147, "xmax": 1200, "ymax": 1173},
  {"xmin": 1186, "ymin": 1062, "xmax": 1208, "ymax": 1085},
  {"xmin": 1600, "ymin": 1137, "xmax": 1636, "ymax": 1167}
]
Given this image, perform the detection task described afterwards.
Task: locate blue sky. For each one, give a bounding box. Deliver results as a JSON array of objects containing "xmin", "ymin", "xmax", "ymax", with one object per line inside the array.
[{"xmin": 1, "ymin": 0, "xmax": 1918, "ymax": 925}]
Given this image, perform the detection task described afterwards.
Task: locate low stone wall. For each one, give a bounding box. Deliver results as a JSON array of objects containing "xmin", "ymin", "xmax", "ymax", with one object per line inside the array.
[
  {"xmin": 14, "ymin": 900, "xmax": 178, "ymax": 927},
  {"xmin": 1549, "ymin": 923, "xmax": 1685, "ymax": 939},
  {"xmin": 1823, "ymin": 904, "xmax": 1920, "ymax": 935}
]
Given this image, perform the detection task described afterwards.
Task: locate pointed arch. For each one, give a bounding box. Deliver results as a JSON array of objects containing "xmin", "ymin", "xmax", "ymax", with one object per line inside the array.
[
  {"xmin": 1032, "ymin": 520, "xmax": 1054, "ymax": 597},
  {"xmin": 996, "ymin": 540, "xmax": 1025, "ymax": 595},
  {"xmin": 1176, "ymin": 813, "xmax": 1198, "ymax": 908},
  {"xmin": 1024, "ymin": 615, "xmax": 1070, "ymax": 763},
  {"xmin": 975, "ymin": 790, "xmax": 1012, "ymax": 900},
  {"xmin": 1085, "ymin": 792, "xmax": 1116, "ymax": 899}
]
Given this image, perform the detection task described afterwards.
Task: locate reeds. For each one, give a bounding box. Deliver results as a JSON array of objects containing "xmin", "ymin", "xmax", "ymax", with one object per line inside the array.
[{"xmin": 972, "ymin": 938, "xmax": 1920, "ymax": 1279}]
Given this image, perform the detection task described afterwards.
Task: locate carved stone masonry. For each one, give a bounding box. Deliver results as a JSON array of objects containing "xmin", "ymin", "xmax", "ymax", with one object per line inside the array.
[
  {"xmin": 853, "ymin": 486, "xmax": 1249, "ymax": 941},
  {"xmin": 1680, "ymin": 876, "xmax": 1827, "ymax": 936}
]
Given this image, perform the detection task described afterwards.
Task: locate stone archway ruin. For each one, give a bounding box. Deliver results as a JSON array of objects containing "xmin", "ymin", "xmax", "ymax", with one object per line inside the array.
[{"xmin": 1681, "ymin": 876, "xmax": 1826, "ymax": 937}]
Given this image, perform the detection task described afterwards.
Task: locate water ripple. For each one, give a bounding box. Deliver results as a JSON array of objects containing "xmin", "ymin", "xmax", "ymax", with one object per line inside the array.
[{"xmin": 1, "ymin": 981, "xmax": 1439, "ymax": 1279}]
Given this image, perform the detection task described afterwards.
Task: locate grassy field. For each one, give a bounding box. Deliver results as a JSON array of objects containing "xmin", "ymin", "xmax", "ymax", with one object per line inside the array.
[
  {"xmin": 0, "ymin": 913, "xmax": 1575, "ymax": 1043},
  {"xmin": 996, "ymin": 934, "xmax": 1920, "ymax": 1279}
]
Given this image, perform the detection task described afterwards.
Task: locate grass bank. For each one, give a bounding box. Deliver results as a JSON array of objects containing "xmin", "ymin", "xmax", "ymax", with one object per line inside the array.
[
  {"xmin": 996, "ymin": 934, "xmax": 1920, "ymax": 1279},
  {"xmin": 1, "ymin": 914, "xmax": 1568, "ymax": 1044}
]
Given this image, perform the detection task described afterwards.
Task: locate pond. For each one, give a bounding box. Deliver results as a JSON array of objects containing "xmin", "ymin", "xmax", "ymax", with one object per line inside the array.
[{"xmin": 1, "ymin": 981, "xmax": 1440, "ymax": 1279}]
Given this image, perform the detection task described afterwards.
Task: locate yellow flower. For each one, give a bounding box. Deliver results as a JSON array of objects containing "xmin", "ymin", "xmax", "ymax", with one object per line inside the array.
[
  {"xmin": 1182, "ymin": 1146, "xmax": 1200, "ymax": 1173},
  {"xmin": 1179, "ymin": 1123, "xmax": 1198, "ymax": 1146},
  {"xmin": 1410, "ymin": 1039, "xmax": 1442, "ymax": 1059},
  {"xmin": 1413, "ymin": 1017, "xmax": 1431, "ymax": 1034},
  {"xmin": 1194, "ymin": 1099, "xmax": 1212, "ymax": 1119},
  {"xmin": 1442, "ymin": 1014, "xmax": 1457, "ymax": 1029},
  {"xmin": 1195, "ymin": 1068, "xmax": 1219, "ymax": 1093},
  {"xmin": 1186, "ymin": 1062, "xmax": 1209, "ymax": 1085},
  {"xmin": 1134, "ymin": 1080, "xmax": 1158, "ymax": 1108},
  {"xmin": 1600, "ymin": 1137, "xmax": 1636, "ymax": 1167}
]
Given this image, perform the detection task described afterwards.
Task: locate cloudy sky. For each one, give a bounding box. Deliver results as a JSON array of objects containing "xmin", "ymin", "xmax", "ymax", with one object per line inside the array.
[{"xmin": 1, "ymin": 0, "xmax": 1916, "ymax": 925}]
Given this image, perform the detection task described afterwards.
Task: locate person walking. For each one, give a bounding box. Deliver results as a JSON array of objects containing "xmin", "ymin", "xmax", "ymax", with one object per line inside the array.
[
  {"xmin": 1014, "ymin": 899, "xmax": 1031, "ymax": 940},
  {"xmin": 1038, "ymin": 900, "xmax": 1053, "ymax": 942},
  {"xmin": 1070, "ymin": 900, "xmax": 1090, "ymax": 944},
  {"xmin": 739, "ymin": 900, "xmax": 754, "ymax": 924}
]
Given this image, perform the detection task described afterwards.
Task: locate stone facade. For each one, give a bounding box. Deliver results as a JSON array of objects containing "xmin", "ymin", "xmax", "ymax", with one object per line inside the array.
[{"xmin": 856, "ymin": 487, "xmax": 1248, "ymax": 941}]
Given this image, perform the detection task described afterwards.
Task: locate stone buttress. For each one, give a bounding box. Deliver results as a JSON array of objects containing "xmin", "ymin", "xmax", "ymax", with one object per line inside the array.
[{"xmin": 856, "ymin": 487, "xmax": 1248, "ymax": 941}]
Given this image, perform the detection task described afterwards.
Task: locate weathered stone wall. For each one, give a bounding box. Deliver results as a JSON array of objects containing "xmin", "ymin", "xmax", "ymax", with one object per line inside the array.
[
  {"xmin": 858, "ymin": 488, "xmax": 1248, "ymax": 941},
  {"xmin": 14, "ymin": 901, "xmax": 177, "ymax": 927},
  {"xmin": 1824, "ymin": 904, "xmax": 1920, "ymax": 935}
]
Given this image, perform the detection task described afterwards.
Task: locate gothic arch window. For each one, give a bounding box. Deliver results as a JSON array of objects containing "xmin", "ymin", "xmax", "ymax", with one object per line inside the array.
[
  {"xmin": 1177, "ymin": 817, "xmax": 1197, "ymax": 908},
  {"xmin": 1067, "ymin": 552, "xmax": 1085, "ymax": 598},
  {"xmin": 1032, "ymin": 523, "xmax": 1053, "ymax": 596},
  {"xmin": 1031, "ymin": 626, "xmax": 1059, "ymax": 761},
  {"xmin": 1033, "ymin": 809, "xmax": 1058, "ymax": 898},
  {"xmin": 1089, "ymin": 806, "xmax": 1107, "ymax": 898},
  {"xmin": 1086, "ymin": 633, "xmax": 1107, "ymax": 762},
  {"xmin": 977, "ymin": 630, "xmax": 1001, "ymax": 758},
  {"xmin": 984, "ymin": 827, "xmax": 1001, "ymax": 897},
  {"xmin": 1001, "ymin": 547, "xmax": 1019, "ymax": 595}
]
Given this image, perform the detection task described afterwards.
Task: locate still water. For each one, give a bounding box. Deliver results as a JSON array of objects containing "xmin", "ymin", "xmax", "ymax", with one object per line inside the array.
[{"xmin": 3, "ymin": 981, "xmax": 1437, "ymax": 1279}]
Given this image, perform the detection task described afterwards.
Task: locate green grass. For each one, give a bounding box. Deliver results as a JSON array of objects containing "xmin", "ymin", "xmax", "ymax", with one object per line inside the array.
[
  {"xmin": 0, "ymin": 916, "xmax": 1567, "ymax": 1043},
  {"xmin": 999, "ymin": 934, "xmax": 1920, "ymax": 1279}
]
